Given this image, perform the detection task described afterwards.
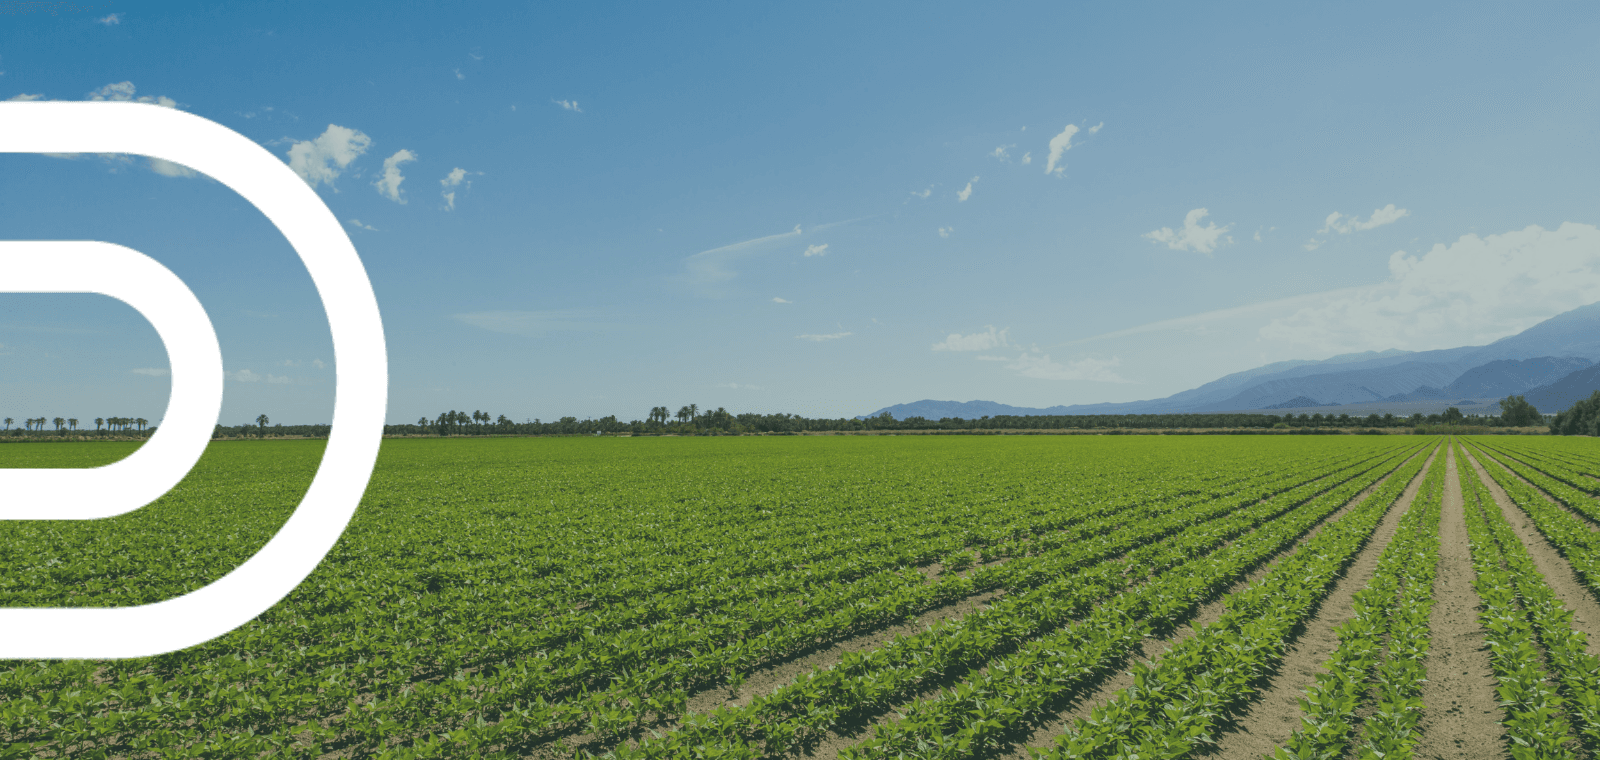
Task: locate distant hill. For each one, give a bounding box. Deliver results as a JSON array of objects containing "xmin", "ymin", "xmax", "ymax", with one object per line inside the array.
[
  {"xmin": 1264, "ymin": 396, "xmax": 1330, "ymax": 409},
  {"xmin": 1442, "ymin": 356, "xmax": 1593, "ymax": 398},
  {"xmin": 1524, "ymin": 364, "xmax": 1600, "ymax": 413},
  {"xmin": 864, "ymin": 301, "xmax": 1600, "ymax": 420}
]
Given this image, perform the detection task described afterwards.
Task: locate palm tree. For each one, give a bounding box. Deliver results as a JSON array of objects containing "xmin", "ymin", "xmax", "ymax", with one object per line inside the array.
[
  {"xmin": 53, "ymin": 417, "xmax": 65, "ymax": 433},
  {"xmin": 136, "ymin": 418, "xmax": 147, "ymax": 434},
  {"xmin": 687, "ymin": 404, "xmax": 699, "ymax": 423},
  {"xmin": 256, "ymin": 414, "xmax": 269, "ymax": 437},
  {"xmin": 2, "ymin": 418, "xmax": 11, "ymax": 431},
  {"xmin": 68, "ymin": 418, "xmax": 77, "ymax": 432},
  {"xmin": 94, "ymin": 417, "xmax": 104, "ymax": 434},
  {"xmin": 676, "ymin": 406, "xmax": 690, "ymax": 424}
]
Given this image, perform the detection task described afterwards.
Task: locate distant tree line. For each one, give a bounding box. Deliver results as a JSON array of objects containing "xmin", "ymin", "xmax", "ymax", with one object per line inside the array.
[
  {"xmin": 1549, "ymin": 390, "xmax": 1600, "ymax": 436},
  {"xmin": 8, "ymin": 391, "xmax": 1587, "ymax": 442},
  {"xmin": 2, "ymin": 415, "xmax": 151, "ymax": 438}
]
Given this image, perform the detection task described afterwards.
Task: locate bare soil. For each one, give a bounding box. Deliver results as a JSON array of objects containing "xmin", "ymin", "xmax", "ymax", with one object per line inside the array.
[
  {"xmin": 1466, "ymin": 447, "xmax": 1600, "ymax": 656},
  {"xmin": 1202, "ymin": 444, "xmax": 1437, "ymax": 758},
  {"xmin": 1414, "ymin": 444, "xmax": 1505, "ymax": 759},
  {"xmin": 995, "ymin": 445, "xmax": 1433, "ymax": 759}
]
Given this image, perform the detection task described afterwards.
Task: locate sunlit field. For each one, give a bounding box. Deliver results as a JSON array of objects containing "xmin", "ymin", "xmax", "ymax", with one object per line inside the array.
[{"xmin": 4, "ymin": 435, "xmax": 1600, "ymax": 759}]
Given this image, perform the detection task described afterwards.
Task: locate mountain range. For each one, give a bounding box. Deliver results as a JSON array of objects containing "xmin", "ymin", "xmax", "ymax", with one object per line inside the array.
[{"xmin": 869, "ymin": 301, "xmax": 1600, "ymax": 420}]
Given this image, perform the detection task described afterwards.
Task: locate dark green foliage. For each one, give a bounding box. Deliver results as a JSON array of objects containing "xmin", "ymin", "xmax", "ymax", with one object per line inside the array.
[
  {"xmin": 1500, "ymin": 394, "xmax": 1543, "ymax": 426},
  {"xmin": 1550, "ymin": 390, "xmax": 1600, "ymax": 436}
]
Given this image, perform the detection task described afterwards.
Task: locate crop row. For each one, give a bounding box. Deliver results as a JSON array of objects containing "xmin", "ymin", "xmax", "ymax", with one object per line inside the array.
[
  {"xmin": 1030, "ymin": 442, "xmax": 1435, "ymax": 760},
  {"xmin": 1269, "ymin": 442, "xmax": 1443, "ymax": 760},
  {"xmin": 1461, "ymin": 442, "xmax": 1600, "ymax": 752},
  {"xmin": 0, "ymin": 437, "xmax": 1424, "ymax": 759}
]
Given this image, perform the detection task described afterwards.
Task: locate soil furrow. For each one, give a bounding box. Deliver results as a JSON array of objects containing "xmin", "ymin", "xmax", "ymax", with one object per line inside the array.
[
  {"xmin": 994, "ymin": 445, "xmax": 1432, "ymax": 760},
  {"xmin": 1465, "ymin": 446, "xmax": 1600, "ymax": 657},
  {"xmin": 1414, "ymin": 442, "xmax": 1504, "ymax": 760},
  {"xmin": 1199, "ymin": 444, "xmax": 1436, "ymax": 759}
]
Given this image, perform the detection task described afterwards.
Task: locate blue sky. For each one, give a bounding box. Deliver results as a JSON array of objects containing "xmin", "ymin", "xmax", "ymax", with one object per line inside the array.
[{"xmin": 5, "ymin": 2, "xmax": 1600, "ymax": 426}]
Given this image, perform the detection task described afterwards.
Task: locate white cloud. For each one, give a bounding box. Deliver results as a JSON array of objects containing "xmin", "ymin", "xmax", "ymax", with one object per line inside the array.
[
  {"xmin": 148, "ymin": 158, "xmax": 197, "ymax": 178},
  {"xmin": 1303, "ymin": 238, "xmax": 1324, "ymax": 251},
  {"xmin": 1008, "ymin": 352, "xmax": 1127, "ymax": 382},
  {"xmin": 975, "ymin": 355, "xmax": 1009, "ymax": 361},
  {"xmin": 1320, "ymin": 204, "xmax": 1410, "ymax": 234},
  {"xmin": 990, "ymin": 144, "xmax": 1015, "ymax": 162},
  {"xmin": 451, "ymin": 310, "xmax": 608, "ymax": 336},
  {"xmin": 286, "ymin": 124, "xmax": 372, "ymax": 189},
  {"xmin": 130, "ymin": 367, "xmax": 169, "ymax": 377},
  {"xmin": 312, "ymin": 359, "xmax": 327, "ymax": 369},
  {"xmin": 553, "ymin": 99, "xmax": 582, "ymax": 112},
  {"xmin": 1088, "ymin": 122, "xmax": 1103, "ymax": 134},
  {"xmin": 797, "ymin": 332, "xmax": 851, "ymax": 342},
  {"xmin": 803, "ymin": 243, "xmax": 829, "ymax": 257},
  {"xmin": 374, "ymin": 149, "xmax": 417, "ymax": 203},
  {"xmin": 938, "ymin": 226, "xmax": 953, "ymax": 238},
  {"xmin": 6, "ymin": 93, "xmax": 45, "ymax": 102},
  {"xmin": 681, "ymin": 224, "xmax": 802, "ymax": 287},
  {"xmin": 1020, "ymin": 152, "xmax": 1032, "ymax": 165},
  {"xmin": 347, "ymin": 218, "xmax": 378, "ymax": 231},
  {"xmin": 87, "ymin": 81, "xmax": 176, "ymax": 108},
  {"xmin": 96, "ymin": 13, "xmax": 122, "ymax": 24},
  {"xmin": 228, "ymin": 369, "xmax": 293, "ymax": 384},
  {"xmin": 772, "ymin": 297, "xmax": 792, "ymax": 303},
  {"xmin": 440, "ymin": 167, "xmax": 481, "ymax": 209},
  {"xmin": 1260, "ymin": 222, "xmax": 1600, "ymax": 354},
  {"xmin": 933, "ymin": 325, "xmax": 1010, "ymax": 352},
  {"xmin": 957, "ymin": 176, "xmax": 978, "ymax": 202},
  {"xmin": 454, "ymin": 68, "xmax": 465, "ymax": 80},
  {"xmin": 1143, "ymin": 208, "xmax": 1233, "ymax": 255},
  {"xmin": 911, "ymin": 186, "xmax": 932, "ymax": 199},
  {"xmin": 716, "ymin": 382, "xmax": 762, "ymax": 390},
  {"xmin": 1045, "ymin": 124, "xmax": 1079, "ymax": 176}
]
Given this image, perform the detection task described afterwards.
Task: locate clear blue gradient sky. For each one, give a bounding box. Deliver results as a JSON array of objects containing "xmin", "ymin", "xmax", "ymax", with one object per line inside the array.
[{"xmin": 4, "ymin": 2, "xmax": 1600, "ymax": 426}]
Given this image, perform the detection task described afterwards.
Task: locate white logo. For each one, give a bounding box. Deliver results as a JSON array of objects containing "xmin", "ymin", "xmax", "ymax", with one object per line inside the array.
[{"xmin": 0, "ymin": 102, "xmax": 388, "ymax": 659}]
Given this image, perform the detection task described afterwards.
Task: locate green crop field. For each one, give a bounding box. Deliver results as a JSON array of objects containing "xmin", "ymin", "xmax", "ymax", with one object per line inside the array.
[{"xmin": 5, "ymin": 435, "xmax": 1600, "ymax": 759}]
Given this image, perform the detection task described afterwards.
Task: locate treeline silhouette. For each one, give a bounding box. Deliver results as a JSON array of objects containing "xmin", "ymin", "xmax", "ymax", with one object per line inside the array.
[{"xmin": 6, "ymin": 395, "xmax": 1570, "ymax": 442}]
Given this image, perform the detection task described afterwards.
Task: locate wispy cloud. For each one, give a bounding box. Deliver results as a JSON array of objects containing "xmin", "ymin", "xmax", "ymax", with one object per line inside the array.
[
  {"xmin": 347, "ymin": 219, "xmax": 378, "ymax": 231},
  {"xmin": 990, "ymin": 144, "xmax": 1015, "ymax": 162},
  {"xmin": 453, "ymin": 68, "xmax": 465, "ymax": 80},
  {"xmin": 1008, "ymin": 352, "xmax": 1126, "ymax": 382},
  {"xmin": 228, "ymin": 369, "xmax": 293, "ymax": 384},
  {"xmin": 374, "ymin": 149, "xmax": 417, "ymax": 203},
  {"xmin": 957, "ymin": 176, "xmax": 978, "ymax": 202},
  {"xmin": 683, "ymin": 224, "xmax": 802, "ymax": 288},
  {"xmin": 6, "ymin": 93, "xmax": 45, "ymax": 102},
  {"xmin": 1143, "ymin": 208, "xmax": 1233, "ymax": 255},
  {"xmin": 1020, "ymin": 152, "xmax": 1032, "ymax": 165},
  {"xmin": 1320, "ymin": 204, "xmax": 1410, "ymax": 234},
  {"xmin": 149, "ymin": 158, "xmax": 197, "ymax": 177},
  {"xmin": 440, "ymin": 167, "xmax": 481, "ymax": 210},
  {"xmin": 932, "ymin": 326, "xmax": 1009, "ymax": 352},
  {"xmin": 803, "ymin": 243, "xmax": 829, "ymax": 257},
  {"xmin": 87, "ymin": 81, "xmax": 175, "ymax": 108},
  {"xmin": 797, "ymin": 332, "xmax": 851, "ymax": 342},
  {"xmin": 96, "ymin": 13, "xmax": 123, "ymax": 25},
  {"xmin": 938, "ymin": 226, "xmax": 953, "ymax": 238},
  {"xmin": 553, "ymin": 99, "xmax": 582, "ymax": 112},
  {"xmin": 975, "ymin": 355, "xmax": 1009, "ymax": 361},
  {"xmin": 911, "ymin": 186, "xmax": 933, "ymax": 199},
  {"xmin": 772, "ymin": 297, "xmax": 791, "ymax": 303},
  {"xmin": 716, "ymin": 382, "xmax": 763, "ymax": 390},
  {"xmin": 130, "ymin": 367, "xmax": 169, "ymax": 377},
  {"xmin": 1046, "ymin": 124, "xmax": 1078, "ymax": 176},
  {"xmin": 451, "ymin": 310, "xmax": 612, "ymax": 336},
  {"xmin": 286, "ymin": 124, "xmax": 372, "ymax": 190}
]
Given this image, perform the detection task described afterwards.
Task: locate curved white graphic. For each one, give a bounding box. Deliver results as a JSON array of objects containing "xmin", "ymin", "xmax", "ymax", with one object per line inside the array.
[
  {"xmin": 0, "ymin": 101, "xmax": 388, "ymax": 659},
  {"xmin": 0, "ymin": 242, "xmax": 223, "ymax": 520}
]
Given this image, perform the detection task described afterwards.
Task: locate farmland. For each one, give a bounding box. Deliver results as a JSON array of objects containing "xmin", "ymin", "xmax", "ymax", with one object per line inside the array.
[{"xmin": 3, "ymin": 435, "xmax": 1600, "ymax": 758}]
